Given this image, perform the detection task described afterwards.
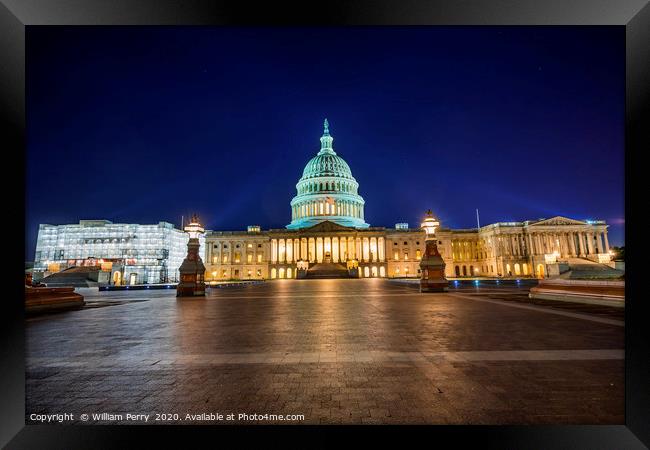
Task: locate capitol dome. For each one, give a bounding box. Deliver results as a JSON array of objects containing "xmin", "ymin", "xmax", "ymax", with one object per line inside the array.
[{"xmin": 286, "ymin": 119, "xmax": 369, "ymax": 229}]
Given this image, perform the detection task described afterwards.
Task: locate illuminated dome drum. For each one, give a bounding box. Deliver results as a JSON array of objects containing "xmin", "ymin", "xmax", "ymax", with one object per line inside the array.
[{"xmin": 286, "ymin": 119, "xmax": 369, "ymax": 230}]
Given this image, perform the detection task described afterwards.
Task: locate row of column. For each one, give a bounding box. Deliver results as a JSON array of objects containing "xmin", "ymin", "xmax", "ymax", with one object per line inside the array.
[
  {"xmin": 207, "ymin": 241, "xmax": 264, "ymax": 265},
  {"xmin": 526, "ymin": 230, "xmax": 609, "ymax": 257},
  {"xmin": 478, "ymin": 229, "xmax": 610, "ymax": 259},
  {"xmin": 292, "ymin": 200, "xmax": 363, "ymax": 220},
  {"xmin": 271, "ymin": 236, "xmax": 385, "ymax": 263}
]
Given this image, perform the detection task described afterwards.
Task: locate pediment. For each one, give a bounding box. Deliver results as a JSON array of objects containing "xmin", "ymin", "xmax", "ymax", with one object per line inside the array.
[
  {"xmin": 529, "ymin": 216, "xmax": 587, "ymax": 226},
  {"xmin": 303, "ymin": 220, "xmax": 357, "ymax": 233}
]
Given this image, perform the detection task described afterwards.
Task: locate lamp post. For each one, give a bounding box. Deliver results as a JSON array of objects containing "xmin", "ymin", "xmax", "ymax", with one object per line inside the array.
[
  {"xmin": 419, "ymin": 209, "xmax": 448, "ymax": 293},
  {"xmin": 176, "ymin": 214, "xmax": 206, "ymax": 297}
]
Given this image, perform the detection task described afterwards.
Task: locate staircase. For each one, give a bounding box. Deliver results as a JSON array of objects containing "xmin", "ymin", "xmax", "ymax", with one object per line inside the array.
[
  {"xmin": 559, "ymin": 258, "xmax": 624, "ymax": 280},
  {"xmin": 41, "ymin": 266, "xmax": 100, "ymax": 287},
  {"xmin": 305, "ymin": 262, "xmax": 350, "ymax": 279}
]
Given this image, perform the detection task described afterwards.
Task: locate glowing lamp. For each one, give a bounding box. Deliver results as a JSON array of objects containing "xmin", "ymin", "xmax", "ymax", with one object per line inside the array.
[
  {"xmin": 420, "ymin": 209, "xmax": 440, "ymax": 239},
  {"xmin": 184, "ymin": 214, "xmax": 205, "ymax": 239}
]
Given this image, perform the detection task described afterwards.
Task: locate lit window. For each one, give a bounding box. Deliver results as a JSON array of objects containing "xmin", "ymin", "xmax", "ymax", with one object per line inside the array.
[
  {"xmin": 247, "ymin": 254, "xmax": 252, "ymax": 263},
  {"xmin": 247, "ymin": 243, "xmax": 252, "ymax": 248},
  {"xmin": 404, "ymin": 253, "xmax": 408, "ymax": 260},
  {"xmin": 416, "ymin": 249, "xmax": 421, "ymax": 260},
  {"xmin": 257, "ymin": 254, "xmax": 263, "ymax": 263},
  {"xmin": 394, "ymin": 252, "xmax": 399, "ymax": 261},
  {"xmin": 223, "ymin": 255, "xmax": 229, "ymax": 263}
]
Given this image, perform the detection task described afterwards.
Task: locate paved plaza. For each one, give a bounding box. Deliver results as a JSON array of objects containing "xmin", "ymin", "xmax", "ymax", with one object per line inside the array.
[{"xmin": 26, "ymin": 279, "xmax": 624, "ymax": 425}]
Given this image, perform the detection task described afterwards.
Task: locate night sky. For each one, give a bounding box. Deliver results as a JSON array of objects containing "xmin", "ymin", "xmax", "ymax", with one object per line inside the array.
[{"xmin": 26, "ymin": 27, "xmax": 625, "ymax": 259}]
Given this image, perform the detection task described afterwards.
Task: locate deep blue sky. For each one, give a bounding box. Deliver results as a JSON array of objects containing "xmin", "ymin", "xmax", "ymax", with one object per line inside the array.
[{"xmin": 26, "ymin": 27, "xmax": 625, "ymax": 259}]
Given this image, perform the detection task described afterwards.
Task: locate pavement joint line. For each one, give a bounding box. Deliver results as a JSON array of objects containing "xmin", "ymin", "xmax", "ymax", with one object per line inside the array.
[
  {"xmin": 447, "ymin": 293, "xmax": 624, "ymax": 327},
  {"xmin": 27, "ymin": 349, "xmax": 624, "ymax": 368}
]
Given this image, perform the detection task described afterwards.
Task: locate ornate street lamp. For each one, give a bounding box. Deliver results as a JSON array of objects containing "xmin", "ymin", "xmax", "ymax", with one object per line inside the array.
[
  {"xmin": 176, "ymin": 214, "xmax": 206, "ymax": 297},
  {"xmin": 419, "ymin": 209, "xmax": 448, "ymax": 292}
]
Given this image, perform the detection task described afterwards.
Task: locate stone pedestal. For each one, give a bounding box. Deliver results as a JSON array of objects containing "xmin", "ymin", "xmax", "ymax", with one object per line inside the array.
[
  {"xmin": 419, "ymin": 239, "xmax": 448, "ymax": 292},
  {"xmin": 177, "ymin": 237, "xmax": 206, "ymax": 297},
  {"xmin": 347, "ymin": 259, "xmax": 359, "ymax": 278},
  {"xmin": 296, "ymin": 260, "xmax": 309, "ymax": 279},
  {"xmin": 25, "ymin": 286, "xmax": 85, "ymax": 313}
]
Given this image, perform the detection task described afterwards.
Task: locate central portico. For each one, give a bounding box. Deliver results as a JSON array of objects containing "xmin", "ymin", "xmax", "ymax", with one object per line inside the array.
[{"xmin": 270, "ymin": 220, "xmax": 387, "ymax": 279}]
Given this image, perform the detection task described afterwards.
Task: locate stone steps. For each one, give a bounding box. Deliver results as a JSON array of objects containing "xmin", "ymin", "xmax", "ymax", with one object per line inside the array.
[{"xmin": 306, "ymin": 262, "xmax": 350, "ymax": 279}]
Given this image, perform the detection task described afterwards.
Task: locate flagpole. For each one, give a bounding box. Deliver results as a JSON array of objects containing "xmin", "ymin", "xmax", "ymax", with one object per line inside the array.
[{"xmin": 476, "ymin": 209, "xmax": 480, "ymax": 230}]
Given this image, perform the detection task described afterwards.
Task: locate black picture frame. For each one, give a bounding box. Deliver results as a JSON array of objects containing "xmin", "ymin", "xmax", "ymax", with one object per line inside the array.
[{"xmin": 2, "ymin": 0, "xmax": 648, "ymax": 448}]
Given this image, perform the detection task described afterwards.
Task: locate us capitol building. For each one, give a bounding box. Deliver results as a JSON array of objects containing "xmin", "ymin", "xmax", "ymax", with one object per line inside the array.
[
  {"xmin": 203, "ymin": 120, "xmax": 613, "ymax": 282},
  {"xmin": 33, "ymin": 120, "xmax": 614, "ymax": 284}
]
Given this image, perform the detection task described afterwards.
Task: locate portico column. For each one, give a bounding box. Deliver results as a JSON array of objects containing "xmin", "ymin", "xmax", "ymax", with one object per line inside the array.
[
  {"xmin": 569, "ymin": 232, "xmax": 576, "ymax": 256},
  {"xmin": 370, "ymin": 237, "xmax": 377, "ymax": 262},
  {"xmin": 596, "ymin": 232, "xmax": 604, "ymax": 254},
  {"xmin": 316, "ymin": 237, "xmax": 323, "ymax": 263},
  {"xmin": 603, "ymin": 230, "xmax": 610, "ymax": 253},
  {"xmin": 308, "ymin": 237, "xmax": 316, "ymax": 262},
  {"xmin": 577, "ymin": 233, "xmax": 585, "ymax": 256},
  {"xmin": 362, "ymin": 237, "xmax": 370, "ymax": 262},
  {"xmin": 586, "ymin": 233, "xmax": 594, "ymax": 255}
]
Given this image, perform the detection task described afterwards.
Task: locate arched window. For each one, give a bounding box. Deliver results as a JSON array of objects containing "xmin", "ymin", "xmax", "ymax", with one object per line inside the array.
[
  {"xmin": 506, "ymin": 263, "xmax": 511, "ymax": 275},
  {"xmin": 470, "ymin": 265, "xmax": 474, "ymax": 276},
  {"xmin": 462, "ymin": 266, "xmax": 467, "ymax": 276},
  {"xmin": 514, "ymin": 263, "xmax": 521, "ymax": 275},
  {"xmin": 279, "ymin": 268, "xmax": 285, "ymax": 279},
  {"xmin": 287, "ymin": 268, "xmax": 292, "ymax": 278},
  {"xmin": 379, "ymin": 266, "xmax": 386, "ymax": 277},
  {"xmin": 523, "ymin": 263, "xmax": 529, "ymax": 275},
  {"xmin": 364, "ymin": 266, "xmax": 370, "ymax": 277},
  {"xmin": 455, "ymin": 266, "xmax": 460, "ymax": 277},
  {"xmin": 271, "ymin": 268, "xmax": 276, "ymax": 279}
]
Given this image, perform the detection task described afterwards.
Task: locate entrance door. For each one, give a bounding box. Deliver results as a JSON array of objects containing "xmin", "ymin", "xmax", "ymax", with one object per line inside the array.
[
  {"xmin": 536, "ymin": 264, "xmax": 545, "ymax": 279},
  {"xmin": 129, "ymin": 273, "xmax": 137, "ymax": 285}
]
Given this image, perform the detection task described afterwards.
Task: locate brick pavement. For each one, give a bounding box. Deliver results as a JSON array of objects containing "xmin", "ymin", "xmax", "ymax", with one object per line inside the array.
[{"xmin": 25, "ymin": 279, "xmax": 624, "ymax": 425}]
